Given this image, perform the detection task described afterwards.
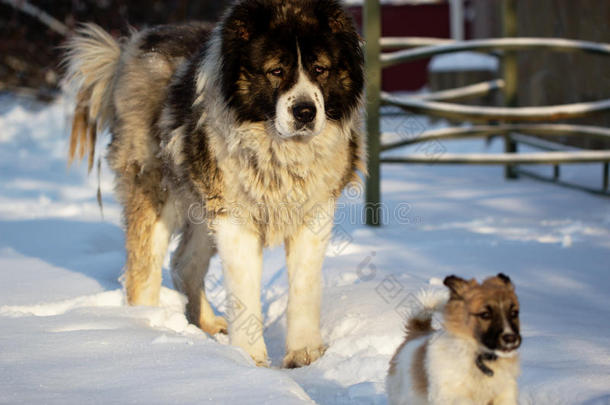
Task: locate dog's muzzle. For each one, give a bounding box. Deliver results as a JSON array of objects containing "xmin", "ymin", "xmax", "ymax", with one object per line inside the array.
[
  {"xmin": 292, "ymin": 101, "xmax": 316, "ymax": 127},
  {"xmin": 499, "ymin": 332, "xmax": 521, "ymax": 352},
  {"xmin": 274, "ymin": 68, "xmax": 325, "ymax": 138}
]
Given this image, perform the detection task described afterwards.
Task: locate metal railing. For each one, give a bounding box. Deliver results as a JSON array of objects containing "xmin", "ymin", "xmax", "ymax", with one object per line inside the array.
[{"xmin": 363, "ymin": 0, "xmax": 610, "ymax": 226}]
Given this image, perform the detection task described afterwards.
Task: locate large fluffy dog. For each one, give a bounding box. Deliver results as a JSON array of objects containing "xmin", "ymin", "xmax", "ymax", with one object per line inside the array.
[
  {"xmin": 386, "ymin": 274, "xmax": 521, "ymax": 404},
  {"xmin": 64, "ymin": 0, "xmax": 364, "ymax": 367}
]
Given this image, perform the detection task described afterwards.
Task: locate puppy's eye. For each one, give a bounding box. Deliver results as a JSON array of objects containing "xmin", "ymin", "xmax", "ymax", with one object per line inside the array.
[
  {"xmin": 510, "ymin": 309, "xmax": 519, "ymax": 319},
  {"xmin": 478, "ymin": 311, "xmax": 492, "ymax": 320},
  {"xmin": 268, "ymin": 68, "xmax": 284, "ymax": 77},
  {"xmin": 313, "ymin": 65, "xmax": 328, "ymax": 76}
]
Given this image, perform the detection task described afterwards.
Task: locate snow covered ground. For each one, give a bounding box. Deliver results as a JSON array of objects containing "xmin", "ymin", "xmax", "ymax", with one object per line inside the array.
[{"xmin": 1, "ymin": 95, "xmax": 609, "ymax": 404}]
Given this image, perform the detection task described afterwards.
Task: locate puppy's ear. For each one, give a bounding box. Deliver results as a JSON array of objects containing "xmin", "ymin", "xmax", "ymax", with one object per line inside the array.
[
  {"xmin": 443, "ymin": 275, "xmax": 470, "ymax": 300},
  {"xmin": 497, "ymin": 273, "xmax": 514, "ymax": 289}
]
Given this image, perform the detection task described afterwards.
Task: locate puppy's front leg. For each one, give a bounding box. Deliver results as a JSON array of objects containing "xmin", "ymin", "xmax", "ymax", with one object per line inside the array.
[
  {"xmin": 215, "ymin": 217, "xmax": 268, "ymax": 366},
  {"xmin": 494, "ymin": 384, "xmax": 518, "ymax": 405},
  {"xmin": 282, "ymin": 201, "xmax": 334, "ymax": 368},
  {"xmin": 431, "ymin": 398, "xmax": 473, "ymax": 405},
  {"xmin": 429, "ymin": 383, "xmax": 476, "ymax": 405}
]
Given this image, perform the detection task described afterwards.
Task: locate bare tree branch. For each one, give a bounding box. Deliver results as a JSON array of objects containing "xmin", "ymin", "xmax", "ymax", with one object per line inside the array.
[{"xmin": 1, "ymin": 0, "xmax": 69, "ymax": 36}]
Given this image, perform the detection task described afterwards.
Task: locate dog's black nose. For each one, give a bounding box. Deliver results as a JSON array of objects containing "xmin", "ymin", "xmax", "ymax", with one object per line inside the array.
[
  {"xmin": 502, "ymin": 333, "xmax": 518, "ymax": 344},
  {"xmin": 293, "ymin": 102, "xmax": 316, "ymax": 123}
]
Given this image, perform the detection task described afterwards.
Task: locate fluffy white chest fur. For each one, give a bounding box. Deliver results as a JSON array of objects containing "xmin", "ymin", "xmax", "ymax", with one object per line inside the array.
[{"xmin": 387, "ymin": 331, "xmax": 520, "ymax": 405}]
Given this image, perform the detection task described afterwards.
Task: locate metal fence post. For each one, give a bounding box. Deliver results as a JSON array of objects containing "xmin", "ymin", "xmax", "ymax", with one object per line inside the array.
[
  {"xmin": 502, "ymin": 0, "xmax": 519, "ymax": 179},
  {"xmin": 364, "ymin": 0, "xmax": 382, "ymax": 226}
]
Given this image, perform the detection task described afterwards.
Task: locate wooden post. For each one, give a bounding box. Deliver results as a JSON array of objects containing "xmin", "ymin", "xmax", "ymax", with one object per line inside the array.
[
  {"xmin": 364, "ymin": 0, "xmax": 382, "ymax": 226},
  {"xmin": 502, "ymin": 0, "xmax": 518, "ymax": 179},
  {"xmin": 449, "ymin": 0, "xmax": 464, "ymax": 41},
  {"xmin": 604, "ymin": 162, "xmax": 609, "ymax": 191},
  {"xmin": 553, "ymin": 164, "xmax": 560, "ymax": 180}
]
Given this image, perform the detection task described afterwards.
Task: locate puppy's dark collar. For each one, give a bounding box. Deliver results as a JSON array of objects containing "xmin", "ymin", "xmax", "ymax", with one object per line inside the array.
[{"xmin": 475, "ymin": 352, "xmax": 498, "ymax": 377}]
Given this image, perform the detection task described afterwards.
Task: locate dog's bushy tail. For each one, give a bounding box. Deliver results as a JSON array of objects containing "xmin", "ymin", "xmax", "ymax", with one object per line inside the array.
[
  {"xmin": 63, "ymin": 23, "xmax": 120, "ymax": 171},
  {"xmin": 405, "ymin": 288, "xmax": 448, "ymax": 337}
]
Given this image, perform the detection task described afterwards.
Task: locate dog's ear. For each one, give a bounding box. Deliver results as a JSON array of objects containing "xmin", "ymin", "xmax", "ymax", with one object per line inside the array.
[
  {"xmin": 223, "ymin": 2, "xmax": 271, "ymax": 43},
  {"xmin": 443, "ymin": 275, "xmax": 470, "ymax": 300},
  {"xmin": 224, "ymin": 14, "xmax": 256, "ymax": 43},
  {"xmin": 316, "ymin": 0, "xmax": 352, "ymax": 34},
  {"xmin": 328, "ymin": 9, "xmax": 350, "ymax": 34},
  {"xmin": 231, "ymin": 20, "xmax": 251, "ymax": 41},
  {"xmin": 497, "ymin": 273, "xmax": 514, "ymax": 290}
]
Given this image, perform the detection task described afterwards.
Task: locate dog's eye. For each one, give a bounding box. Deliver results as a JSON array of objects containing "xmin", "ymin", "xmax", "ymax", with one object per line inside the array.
[
  {"xmin": 268, "ymin": 68, "xmax": 284, "ymax": 78},
  {"xmin": 313, "ymin": 65, "xmax": 328, "ymax": 76},
  {"xmin": 478, "ymin": 311, "xmax": 492, "ymax": 320},
  {"xmin": 510, "ymin": 309, "xmax": 519, "ymax": 319}
]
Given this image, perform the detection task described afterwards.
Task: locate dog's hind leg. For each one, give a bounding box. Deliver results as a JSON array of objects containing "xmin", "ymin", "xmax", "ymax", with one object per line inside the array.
[
  {"xmin": 122, "ymin": 172, "xmax": 175, "ymax": 306},
  {"xmin": 171, "ymin": 221, "xmax": 227, "ymax": 335}
]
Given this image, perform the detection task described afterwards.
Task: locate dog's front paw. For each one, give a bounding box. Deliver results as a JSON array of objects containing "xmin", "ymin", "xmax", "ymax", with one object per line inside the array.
[
  {"xmin": 283, "ymin": 345, "xmax": 326, "ymax": 368},
  {"xmin": 253, "ymin": 355, "xmax": 270, "ymax": 368},
  {"xmin": 247, "ymin": 347, "xmax": 269, "ymax": 367}
]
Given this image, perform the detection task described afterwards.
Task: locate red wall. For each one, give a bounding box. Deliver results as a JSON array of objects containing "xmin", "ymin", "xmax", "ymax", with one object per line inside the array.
[{"xmin": 348, "ymin": 4, "xmax": 451, "ymax": 91}]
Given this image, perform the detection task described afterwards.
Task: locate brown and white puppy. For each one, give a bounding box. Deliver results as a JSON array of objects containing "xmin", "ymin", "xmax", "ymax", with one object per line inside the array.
[{"xmin": 386, "ymin": 274, "xmax": 521, "ymax": 405}]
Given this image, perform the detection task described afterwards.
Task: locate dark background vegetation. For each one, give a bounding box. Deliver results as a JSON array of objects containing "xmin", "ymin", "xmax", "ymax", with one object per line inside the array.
[{"xmin": 0, "ymin": 0, "xmax": 229, "ymax": 95}]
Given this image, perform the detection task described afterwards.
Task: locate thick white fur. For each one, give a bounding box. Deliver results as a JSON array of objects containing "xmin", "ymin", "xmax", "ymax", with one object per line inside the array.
[
  {"xmin": 425, "ymin": 333, "xmax": 519, "ymax": 405},
  {"xmin": 411, "ymin": 288, "xmax": 449, "ymax": 323},
  {"xmin": 283, "ymin": 199, "xmax": 335, "ymax": 367},
  {"xmin": 214, "ymin": 217, "xmax": 268, "ymax": 366}
]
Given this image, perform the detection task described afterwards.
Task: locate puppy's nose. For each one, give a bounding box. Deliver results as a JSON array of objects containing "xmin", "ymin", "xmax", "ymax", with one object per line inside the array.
[
  {"xmin": 293, "ymin": 102, "xmax": 316, "ymax": 123},
  {"xmin": 502, "ymin": 333, "xmax": 518, "ymax": 344}
]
